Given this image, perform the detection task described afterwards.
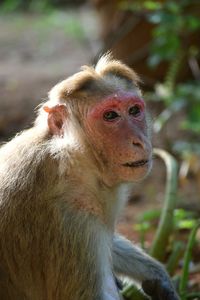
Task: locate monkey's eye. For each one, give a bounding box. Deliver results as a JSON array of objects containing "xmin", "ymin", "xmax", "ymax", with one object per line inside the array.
[
  {"xmin": 129, "ymin": 105, "xmax": 141, "ymax": 117},
  {"xmin": 103, "ymin": 111, "xmax": 120, "ymax": 121}
]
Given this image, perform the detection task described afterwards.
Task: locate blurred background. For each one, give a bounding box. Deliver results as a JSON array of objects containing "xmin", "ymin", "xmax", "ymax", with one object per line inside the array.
[{"xmin": 0, "ymin": 0, "xmax": 200, "ymax": 295}]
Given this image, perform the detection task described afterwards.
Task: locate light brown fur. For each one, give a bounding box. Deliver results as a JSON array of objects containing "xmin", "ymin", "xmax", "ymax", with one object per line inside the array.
[{"xmin": 0, "ymin": 55, "xmax": 179, "ymax": 300}]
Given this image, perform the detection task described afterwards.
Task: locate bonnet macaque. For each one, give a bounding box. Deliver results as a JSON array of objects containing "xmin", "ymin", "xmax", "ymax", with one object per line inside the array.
[{"xmin": 0, "ymin": 55, "xmax": 179, "ymax": 300}]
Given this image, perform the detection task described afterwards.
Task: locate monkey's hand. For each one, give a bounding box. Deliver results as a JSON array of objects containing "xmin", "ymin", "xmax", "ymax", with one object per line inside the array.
[{"xmin": 142, "ymin": 278, "xmax": 180, "ymax": 300}]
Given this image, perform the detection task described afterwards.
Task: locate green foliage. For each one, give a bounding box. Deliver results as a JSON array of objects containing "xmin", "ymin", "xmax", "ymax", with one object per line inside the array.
[
  {"xmin": 133, "ymin": 212, "xmax": 200, "ymax": 299},
  {"xmin": 121, "ymin": 0, "xmax": 200, "ymax": 139},
  {"xmin": 122, "ymin": 0, "xmax": 200, "ymax": 65},
  {"xmin": 150, "ymin": 81, "xmax": 200, "ymax": 134},
  {"xmin": 0, "ymin": 0, "xmax": 83, "ymax": 12},
  {"xmin": 137, "ymin": 209, "xmax": 161, "ymax": 222},
  {"xmin": 0, "ymin": 0, "xmax": 52, "ymax": 12},
  {"xmin": 136, "ymin": 208, "xmax": 197, "ymax": 238},
  {"xmin": 148, "ymin": 2, "xmax": 200, "ymax": 66},
  {"xmin": 135, "ymin": 209, "xmax": 160, "ymax": 248},
  {"xmin": 174, "ymin": 209, "xmax": 197, "ymax": 230}
]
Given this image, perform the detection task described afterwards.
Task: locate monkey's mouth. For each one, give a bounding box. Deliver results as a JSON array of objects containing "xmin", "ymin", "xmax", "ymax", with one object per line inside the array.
[{"xmin": 123, "ymin": 159, "xmax": 149, "ymax": 168}]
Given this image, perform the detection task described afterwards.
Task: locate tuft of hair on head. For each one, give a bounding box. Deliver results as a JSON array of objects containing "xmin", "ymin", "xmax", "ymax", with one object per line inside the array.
[
  {"xmin": 95, "ymin": 53, "xmax": 140, "ymax": 86},
  {"xmin": 48, "ymin": 68, "xmax": 97, "ymax": 103},
  {"xmin": 95, "ymin": 53, "xmax": 113, "ymax": 74}
]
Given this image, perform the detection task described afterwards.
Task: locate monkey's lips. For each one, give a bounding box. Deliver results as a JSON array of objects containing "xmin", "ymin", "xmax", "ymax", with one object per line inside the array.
[{"xmin": 123, "ymin": 159, "xmax": 149, "ymax": 168}]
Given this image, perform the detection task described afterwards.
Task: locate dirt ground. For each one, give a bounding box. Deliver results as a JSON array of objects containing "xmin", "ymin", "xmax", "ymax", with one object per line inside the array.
[{"xmin": 0, "ymin": 8, "xmax": 199, "ymax": 289}]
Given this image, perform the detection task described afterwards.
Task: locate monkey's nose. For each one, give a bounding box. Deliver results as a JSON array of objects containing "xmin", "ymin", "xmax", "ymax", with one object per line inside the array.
[{"xmin": 132, "ymin": 136, "xmax": 144, "ymax": 150}]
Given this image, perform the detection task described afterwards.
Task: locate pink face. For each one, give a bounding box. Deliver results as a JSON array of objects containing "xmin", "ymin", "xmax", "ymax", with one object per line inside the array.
[{"xmin": 85, "ymin": 91, "xmax": 152, "ymax": 185}]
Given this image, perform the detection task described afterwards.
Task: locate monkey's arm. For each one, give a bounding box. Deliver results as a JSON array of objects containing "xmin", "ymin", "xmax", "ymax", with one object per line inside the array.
[{"xmin": 112, "ymin": 235, "xmax": 180, "ymax": 300}]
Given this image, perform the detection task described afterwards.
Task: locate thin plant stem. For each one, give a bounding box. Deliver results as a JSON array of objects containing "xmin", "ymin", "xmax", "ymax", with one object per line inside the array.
[
  {"xmin": 185, "ymin": 292, "xmax": 200, "ymax": 299},
  {"xmin": 150, "ymin": 149, "xmax": 178, "ymax": 261},
  {"xmin": 179, "ymin": 220, "xmax": 200, "ymax": 299},
  {"xmin": 166, "ymin": 241, "xmax": 185, "ymax": 276}
]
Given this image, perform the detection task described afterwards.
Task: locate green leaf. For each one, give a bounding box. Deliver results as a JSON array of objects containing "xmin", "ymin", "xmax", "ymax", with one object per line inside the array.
[
  {"xmin": 177, "ymin": 220, "xmax": 197, "ymax": 230},
  {"xmin": 166, "ymin": 2, "xmax": 181, "ymax": 14},
  {"xmin": 143, "ymin": 1, "xmax": 162, "ymax": 10},
  {"xmin": 134, "ymin": 222, "xmax": 151, "ymax": 232},
  {"xmin": 137, "ymin": 209, "xmax": 161, "ymax": 222},
  {"xmin": 174, "ymin": 209, "xmax": 196, "ymax": 220},
  {"xmin": 186, "ymin": 16, "xmax": 200, "ymax": 30}
]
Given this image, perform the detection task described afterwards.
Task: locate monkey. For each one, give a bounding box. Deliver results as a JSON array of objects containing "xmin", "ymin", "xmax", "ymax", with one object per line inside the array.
[{"xmin": 0, "ymin": 55, "xmax": 179, "ymax": 300}]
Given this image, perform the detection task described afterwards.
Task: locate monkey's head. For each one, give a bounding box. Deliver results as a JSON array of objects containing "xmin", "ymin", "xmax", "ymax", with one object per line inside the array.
[
  {"xmin": 40, "ymin": 55, "xmax": 152, "ymax": 186},
  {"xmin": 84, "ymin": 91, "xmax": 152, "ymax": 185}
]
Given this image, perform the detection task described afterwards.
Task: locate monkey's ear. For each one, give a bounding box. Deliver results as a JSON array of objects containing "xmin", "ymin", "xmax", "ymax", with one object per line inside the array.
[{"xmin": 43, "ymin": 104, "xmax": 68, "ymax": 136}]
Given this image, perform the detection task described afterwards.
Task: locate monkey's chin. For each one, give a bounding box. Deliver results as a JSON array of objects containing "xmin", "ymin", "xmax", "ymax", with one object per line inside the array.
[
  {"xmin": 105, "ymin": 160, "xmax": 152, "ymax": 186},
  {"xmin": 120, "ymin": 159, "xmax": 152, "ymax": 183}
]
